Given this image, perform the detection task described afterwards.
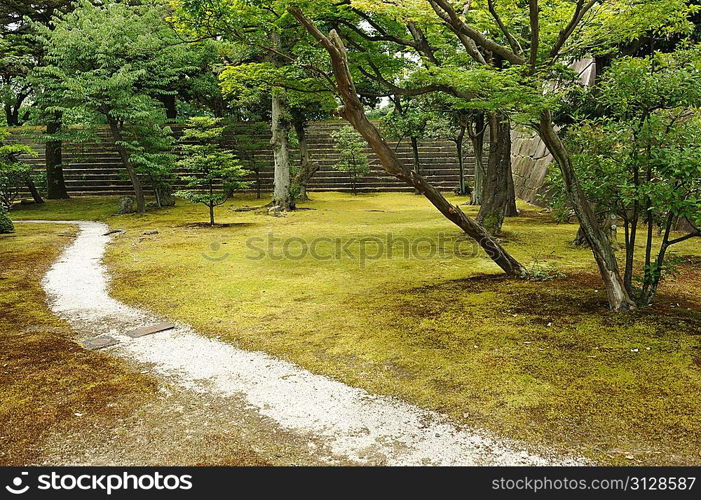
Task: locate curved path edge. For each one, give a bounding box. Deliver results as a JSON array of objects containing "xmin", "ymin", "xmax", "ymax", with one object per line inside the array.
[{"xmin": 18, "ymin": 220, "xmax": 584, "ymax": 466}]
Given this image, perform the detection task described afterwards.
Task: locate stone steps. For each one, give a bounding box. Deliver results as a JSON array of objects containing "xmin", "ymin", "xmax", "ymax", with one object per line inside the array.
[{"xmin": 12, "ymin": 121, "xmax": 482, "ymax": 196}]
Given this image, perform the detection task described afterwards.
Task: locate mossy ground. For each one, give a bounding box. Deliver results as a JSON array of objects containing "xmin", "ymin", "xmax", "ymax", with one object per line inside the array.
[
  {"xmin": 10, "ymin": 192, "xmax": 701, "ymax": 465},
  {"xmin": 0, "ymin": 224, "xmax": 273, "ymax": 465}
]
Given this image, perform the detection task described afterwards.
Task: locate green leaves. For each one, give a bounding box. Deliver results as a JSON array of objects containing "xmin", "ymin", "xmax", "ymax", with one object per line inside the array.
[
  {"xmin": 175, "ymin": 116, "xmax": 250, "ymax": 209},
  {"xmin": 330, "ymin": 125, "xmax": 370, "ymax": 175}
]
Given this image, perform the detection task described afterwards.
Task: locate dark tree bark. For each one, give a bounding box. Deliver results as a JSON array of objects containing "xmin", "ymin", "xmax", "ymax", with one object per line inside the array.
[
  {"xmin": 468, "ymin": 113, "xmax": 485, "ymax": 205},
  {"xmin": 477, "ymin": 113, "xmax": 513, "ymax": 233},
  {"xmin": 289, "ymin": 10, "xmax": 526, "ymax": 277},
  {"xmin": 291, "ymin": 117, "xmax": 318, "ymax": 201},
  {"xmin": 159, "ymin": 94, "xmax": 177, "ymax": 121},
  {"xmin": 537, "ymin": 111, "xmax": 635, "ymax": 311},
  {"xmin": 45, "ymin": 112, "xmax": 69, "ymax": 199},
  {"xmin": 107, "ymin": 117, "xmax": 145, "ymax": 214},
  {"xmin": 25, "ymin": 177, "xmax": 44, "ymax": 204},
  {"xmin": 4, "ymin": 104, "xmax": 18, "ymax": 126}
]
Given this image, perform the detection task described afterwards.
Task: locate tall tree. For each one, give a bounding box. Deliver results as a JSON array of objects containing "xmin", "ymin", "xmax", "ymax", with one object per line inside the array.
[
  {"xmin": 290, "ymin": 0, "xmax": 696, "ymax": 310},
  {"xmin": 0, "ymin": 0, "xmax": 75, "ymax": 199},
  {"xmin": 32, "ymin": 0, "xmax": 194, "ymax": 213}
]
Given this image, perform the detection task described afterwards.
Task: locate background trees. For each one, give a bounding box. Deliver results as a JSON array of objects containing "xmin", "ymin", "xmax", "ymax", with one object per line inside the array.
[
  {"xmin": 287, "ymin": 0, "xmax": 699, "ymax": 310},
  {"xmin": 32, "ymin": 0, "xmax": 194, "ymax": 213}
]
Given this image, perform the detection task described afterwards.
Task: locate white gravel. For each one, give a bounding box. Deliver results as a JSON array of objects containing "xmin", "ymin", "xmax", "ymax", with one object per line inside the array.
[{"xmin": 24, "ymin": 220, "xmax": 583, "ymax": 466}]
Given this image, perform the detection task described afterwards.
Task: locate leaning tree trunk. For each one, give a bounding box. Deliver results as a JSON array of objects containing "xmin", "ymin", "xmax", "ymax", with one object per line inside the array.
[
  {"xmin": 107, "ymin": 118, "xmax": 145, "ymax": 214},
  {"xmin": 46, "ymin": 112, "xmax": 69, "ymax": 199},
  {"xmin": 538, "ymin": 111, "xmax": 635, "ymax": 311},
  {"xmin": 26, "ymin": 177, "xmax": 44, "ymax": 204},
  {"xmin": 291, "ymin": 120, "xmax": 318, "ymax": 201},
  {"xmin": 270, "ymin": 94, "xmax": 291, "ymax": 211},
  {"xmin": 288, "ymin": 12, "xmax": 526, "ymax": 277},
  {"xmin": 477, "ymin": 113, "xmax": 512, "ymax": 233},
  {"xmin": 469, "ymin": 113, "xmax": 485, "ymax": 205}
]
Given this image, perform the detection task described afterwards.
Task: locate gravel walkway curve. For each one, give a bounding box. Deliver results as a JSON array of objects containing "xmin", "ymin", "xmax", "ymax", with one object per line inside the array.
[{"xmin": 22, "ymin": 220, "xmax": 583, "ymax": 466}]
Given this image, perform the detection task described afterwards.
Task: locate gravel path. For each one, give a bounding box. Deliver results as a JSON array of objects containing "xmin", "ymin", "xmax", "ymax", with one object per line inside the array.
[{"xmin": 22, "ymin": 220, "xmax": 582, "ymax": 466}]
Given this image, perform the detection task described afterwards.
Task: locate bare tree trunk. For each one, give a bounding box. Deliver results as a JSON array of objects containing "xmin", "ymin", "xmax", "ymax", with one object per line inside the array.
[
  {"xmin": 291, "ymin": 119, "xmax": 317, "ymax": 201},
  {"xmin": 107, "ymin": 118, "xmax": 145, "ymax": 214},
  {"xmin": 46, "ymin": 112, "xmax": 69, "ymax": 199},
  {"xmin": 455, "ymin": 125, "xmax": 467, "ymax": 195},
  {"xmin": 270, "ymin": 94, "xmax": 291, "ymax": 211},
  {"xmin": 26, "ymin": 178, "xmax": 44, "ymax": 204},
  {"xmin": 504, "ymin": 133, "xmax": 518, "ymax": 218},
  {"xmin": 477, "ymin": 113, "xmax": 511, "ymax": 233},
  {"xmin": 469, "ymin": 113, "xmax": 485, "ymax": 205},
  {"xmin": 538, "ymin": 111, "xmax": 635, "ymax": 311},
  {"xmin": 288, "ymin": 12, "xmax": 525, "ymax": 277},
  {"xmin": 411, "ymin": 136, "xmax": 421, "ymax": 194}
]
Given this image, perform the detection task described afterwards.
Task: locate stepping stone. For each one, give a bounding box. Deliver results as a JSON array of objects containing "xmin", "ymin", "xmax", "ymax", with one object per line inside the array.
[
  {"xmin": 126, "ymin": 322, "xmax": 175, "ymax": 338},
  {"xmin": 82, "ymin": 335, "xmax": 119, "ymax": 350}
]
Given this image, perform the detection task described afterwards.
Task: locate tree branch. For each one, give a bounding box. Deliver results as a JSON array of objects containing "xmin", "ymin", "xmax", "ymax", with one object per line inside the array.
[
  {"xmin": 427, "ymin": 0, "xmax": 525, "ymax": 65},
  {"xmin": 528, "ymin": 0, "xmax": 539, "ymax": 69},
  {"xmin": 487, "ymin": 0, "xmax": 523, "ymax": 56},
  {"xmin": 549, "ymin": 0, "xmax": 599, "ymax": 59}
]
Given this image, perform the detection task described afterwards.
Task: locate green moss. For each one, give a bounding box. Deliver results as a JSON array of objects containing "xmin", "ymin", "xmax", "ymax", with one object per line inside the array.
[
  {"xmin": 11, "ymin": 192, "xmax": 701, "ymax": 464},
  {"xmin": 0, "ymin": 224, "xmax": 158, "ymax": 465},
  {"xmin": 0, "ymin": 208, "xmax": 13, "ymax": 233}
]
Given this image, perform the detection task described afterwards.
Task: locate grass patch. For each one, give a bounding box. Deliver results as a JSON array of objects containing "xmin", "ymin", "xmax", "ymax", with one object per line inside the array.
[{"xmin": 10, "ymin": 192, "xmax": 701, "ymax": 464}]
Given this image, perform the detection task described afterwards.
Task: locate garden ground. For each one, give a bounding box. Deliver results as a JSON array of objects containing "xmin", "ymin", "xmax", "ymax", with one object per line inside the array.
[{"xmin": 3, "ymin": 192, "xmax": 701, "ymax": 465}]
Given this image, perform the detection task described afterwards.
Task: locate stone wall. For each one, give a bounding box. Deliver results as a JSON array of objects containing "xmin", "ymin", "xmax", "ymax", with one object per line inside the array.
[{"xmin": 510, "ymin": 58, "xmax": 596, "ymax": 205}]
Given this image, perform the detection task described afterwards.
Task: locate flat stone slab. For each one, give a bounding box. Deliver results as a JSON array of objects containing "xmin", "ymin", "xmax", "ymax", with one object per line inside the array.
[
  {"xmin": 126, "ymin": 322, "xmax": 175, "ymax": 338},
  {"xmin": 82, "ymin": 335, "xmax": 119, "ymax": 350}
]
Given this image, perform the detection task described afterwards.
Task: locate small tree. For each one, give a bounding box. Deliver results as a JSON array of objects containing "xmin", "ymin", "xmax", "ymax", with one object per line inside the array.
[
  {"xmin": 175, "ymin": 117, "xmax": 249, "ymax": 226},
  {"xmin": 0, "ymin": 129, "xmax": 38, "ymax": 210},
  {"xmin": 549, "ymin": 52, "xmax": 701, "ymax": 306},
  {"xmin": 331, "ymin": 126, "xmax": 370, "ymax": 195},
  {"xmin": 31, "ymin": 0, "xmax": 194, "ymax": 213},
  {"xmin": 0, "ymin": 205, "xmax": 12, "ymax": 234}
]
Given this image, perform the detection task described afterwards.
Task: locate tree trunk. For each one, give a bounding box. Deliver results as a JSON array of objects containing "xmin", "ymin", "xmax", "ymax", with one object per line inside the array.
[
  {"xmin": 477, "ymin": 113, "xmax": 511, "ymax": 233},
  {"xmin": 288, "ymin": 15, "xmax": 526, "ymax": 277},
  {"xmin": 410, "ymin": 136, "xmax": 421, "ymax": 194},
  {"xmin": 5, "ymin": 104, "xmax": 19, "ymax": 127},
  {"xmin": 504, "ymin": 132, "xmax": 518, "ymax": 218},
  {"xmin": 270, "ymin": 94, "xmax": 291, "ymax": 210},
  {"xmin": 291, "ymin": 119, "xmax": 317, "ymax": 202},
  {"xmin": 26, "ymin": 178, "xmax": 44, "ymax": 204},
  {"xmin": 469, "ymin": 113, "xmax": 485, "ymax": 205},
  {"xmin": 107, "ymin": 118, "xmax": 145, "ymax": 214},
  {"xmin": 537, "ymin": 111, "xmax": 635, "ymax": 311},
  {"xmin": 159, "ymin": 94, "xmax": 177, "ymax": 121},
  {"xmin": 46, "ymin": 112, "xmax": 69, "ymax": 199},
  {"xmin": 454, "ymin": 125, "xmax": 468, "ymax": 195}
]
